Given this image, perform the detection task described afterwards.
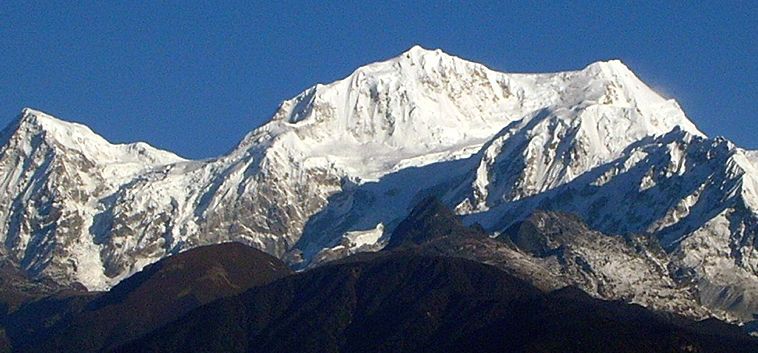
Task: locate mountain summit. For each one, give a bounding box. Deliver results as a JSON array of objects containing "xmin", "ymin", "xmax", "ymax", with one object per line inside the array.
[{"xmin": 0, "ymin": 48, "xmax": 755, "ymax": 325}]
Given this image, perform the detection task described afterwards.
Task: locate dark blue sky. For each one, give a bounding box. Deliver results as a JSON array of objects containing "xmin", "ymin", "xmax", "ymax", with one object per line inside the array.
[{"xmin": 1, "ymin": 2, "xmax": 755, "ymax": 158}]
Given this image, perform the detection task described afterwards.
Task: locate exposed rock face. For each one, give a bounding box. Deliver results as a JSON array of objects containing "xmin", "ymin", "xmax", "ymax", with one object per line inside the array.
[{"xmin": 376, "ymin": 200, "xmax": 709, "ymax": 319}]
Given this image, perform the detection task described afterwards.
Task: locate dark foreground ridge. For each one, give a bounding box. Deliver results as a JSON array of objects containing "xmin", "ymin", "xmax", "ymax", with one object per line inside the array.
[
  {"xmin": 4, "ymin": 242, "xmax": 292, "ymax": 353},
  {"xmin": 115, "ymin": 253, "xmax": 757, "ymax": 353}
]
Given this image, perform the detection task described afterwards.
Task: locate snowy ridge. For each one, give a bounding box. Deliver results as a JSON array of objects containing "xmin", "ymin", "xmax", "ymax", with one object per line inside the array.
[
  {"xmin": 0, "ymin": 108, "xmax": 185, "ymax": 288},
  {"xmin": 1, "ymin": 109, "xmax": 185, "ymax": 182},
  {"xmin": 451, "ymin": 63, "xmax": 702, "ymax": 211},
  {"xmin": 0, "ymin": 46, "xmax": 757, "ymax": 324},
  {"xmin": 446, "ymin": 127, "xmax": 758, "ymax": 321}
]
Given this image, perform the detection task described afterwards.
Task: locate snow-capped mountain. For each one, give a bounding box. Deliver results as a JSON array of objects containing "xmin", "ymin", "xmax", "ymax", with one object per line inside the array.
[
  {"xmin": 0, "ymin": 110, "xmax": 185, "ymax": 287},
  {"xmin": 0, "ymin": 46, "xmax": 756, "ymax": 324}
]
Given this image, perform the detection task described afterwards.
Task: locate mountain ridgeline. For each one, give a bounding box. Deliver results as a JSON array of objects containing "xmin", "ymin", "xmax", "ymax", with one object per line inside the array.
[{"xmin": 0, "ymin": 46, "xmax": 756, "ymax": 330}]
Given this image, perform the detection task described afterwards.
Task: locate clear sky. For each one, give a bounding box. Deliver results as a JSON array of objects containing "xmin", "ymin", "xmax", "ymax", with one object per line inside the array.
[{"xmin": 1, "ymin": 2, "xmax": 755, "ymax": 158}]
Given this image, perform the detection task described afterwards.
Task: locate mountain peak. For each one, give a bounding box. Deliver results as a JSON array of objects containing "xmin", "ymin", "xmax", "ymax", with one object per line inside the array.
[
  {"xmin": 351, "ymin": 44, "xmax": 470, "ymax": 78},
  {"xmin": 250, "ymin": 47, "xmax": 704, "ymax": 182},
  {"xmin": 580, "ymin": 59, "xmax": 650, "ymax": 91},
  {"xmin": 386, "ymin": 196, "xmax": 486, "ymax": 249},
  {"xmin": 14, "ymin": 107, "xmax": 96, "ymax": 138},
  {"xmin": 584, "ymin": 59, "xmax": 631, "ymax": 73},
  {"xmin": 1, "ymin": 107, "xmax": 102, "ymax": 156},
  {"xmin": 396, "ymin": 44, "xmax": 448, "ymax": 62},
  {"xmin": 2, "ymin": 108, "xmax": 186, "ymax": 165},
  {"xmin": 20, "ymin": 107, "xmax": 55, "ymax": 120},
  {"xmin": 19, "ymin": 107, "xmax": 51, "ymax": 122},
  {"xmin": 401, "ymin": 44, "xmax": 435, "ymax": 56}
]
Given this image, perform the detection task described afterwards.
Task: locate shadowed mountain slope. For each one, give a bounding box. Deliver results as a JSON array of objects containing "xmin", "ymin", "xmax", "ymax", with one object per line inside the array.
[
  {"xmin": 115, "ymin": 254, "xmax": 757, "ymax": 353},
  {"xmin": 6, "ymin": 242, "xmax": 292, "ymax": 353}
]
